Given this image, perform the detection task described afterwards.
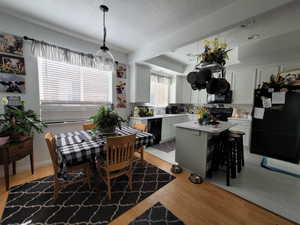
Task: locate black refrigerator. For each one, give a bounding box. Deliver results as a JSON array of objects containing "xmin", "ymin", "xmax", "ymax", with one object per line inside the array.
[{"xmin": 251, "ymin": 90, "xmax": 300, "ymax": 164}]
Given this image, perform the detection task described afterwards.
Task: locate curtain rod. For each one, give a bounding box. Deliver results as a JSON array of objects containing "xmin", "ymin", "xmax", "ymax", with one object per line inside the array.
[{"xmin": 23, "ymin": 36, "xmax": 119, "ymax": 63}]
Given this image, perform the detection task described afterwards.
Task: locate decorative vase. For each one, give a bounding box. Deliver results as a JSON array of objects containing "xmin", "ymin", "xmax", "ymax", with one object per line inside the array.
[{"xmin": 198, "ymin": 118, "xmax": 209, "ymax": 126}]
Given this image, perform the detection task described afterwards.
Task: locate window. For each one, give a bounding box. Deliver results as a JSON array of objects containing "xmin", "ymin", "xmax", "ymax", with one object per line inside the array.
[
  {"xmin": 150, "ymin": 74, "xmax": 170, "ymax": 107},
  {"xmin": 38, "ymin": 58, "xmax": 112, "ymax": 122}
]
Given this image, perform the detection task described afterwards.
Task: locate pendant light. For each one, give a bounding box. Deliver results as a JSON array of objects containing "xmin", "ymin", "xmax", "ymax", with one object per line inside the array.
[{"xmin": 95, "ymin": 4, "xmax": 115, "ymax": 70}]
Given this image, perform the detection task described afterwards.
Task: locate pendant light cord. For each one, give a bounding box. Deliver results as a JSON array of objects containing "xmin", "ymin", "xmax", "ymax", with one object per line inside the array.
[{"xmin": 102, "ymin": 8, "xmax": 107, "ymax": 48}]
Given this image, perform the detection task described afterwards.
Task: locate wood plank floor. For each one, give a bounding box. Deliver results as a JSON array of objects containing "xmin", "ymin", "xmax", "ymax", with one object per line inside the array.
[{"xmin": 0, "ymin": 152, "xmax": 296, "ymax": 225}]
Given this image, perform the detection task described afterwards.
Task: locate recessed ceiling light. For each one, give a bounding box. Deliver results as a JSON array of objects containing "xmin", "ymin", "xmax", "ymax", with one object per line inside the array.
[{"xmin": 248, "ymin": 34, "xmax": 260, "ymax": 40}]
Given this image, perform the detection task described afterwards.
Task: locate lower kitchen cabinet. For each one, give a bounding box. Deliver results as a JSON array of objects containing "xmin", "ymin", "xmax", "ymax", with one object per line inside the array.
[{"xmin": 161, "ymin": 116, "xmax": 189, "ymax": 142}]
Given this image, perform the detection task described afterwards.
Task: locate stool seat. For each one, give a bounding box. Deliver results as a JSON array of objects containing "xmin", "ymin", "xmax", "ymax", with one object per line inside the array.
[{"xmin": 230, "ymin": 130, "xmax": 245, "ymax": 136}]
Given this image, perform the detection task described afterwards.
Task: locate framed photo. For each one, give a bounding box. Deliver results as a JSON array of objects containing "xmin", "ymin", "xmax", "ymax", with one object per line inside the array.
[
  {"xmin": 116, "ymin": 80, "xmax": 126, "ymax": 96},
  {"xmin": 0, "ymin": 54, "xmax": 26, "ymax": 75},
  {"xmin": 116, "ymin": 96, "xmax": 127, "ymax": 108},
  {"xmin": 0, "ymin": 33, "xmax": 23, "ymax": 56},
  {"xmin": 0, "ymin": 74, "xmax": 25, "ymax": 93},
  {"xmin": 116, "ymin": 62, "xmax": 127, "ymax": 79}
]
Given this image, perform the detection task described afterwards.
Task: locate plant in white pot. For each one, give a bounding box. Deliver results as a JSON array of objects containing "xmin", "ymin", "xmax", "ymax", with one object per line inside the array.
[{"xmin": 90, "ymin": 106, "xmax": 125, "ymax": 135}]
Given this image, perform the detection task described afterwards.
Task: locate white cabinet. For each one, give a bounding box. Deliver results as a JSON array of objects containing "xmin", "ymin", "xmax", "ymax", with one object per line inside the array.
[
  {"xmin": 130, "ymin": 63, "xmax": 151, "ymax": 103},
  {"xmin": 161, "ymin": 115, "xmax": 189, "ymax": 142},
  {"xmin": 170, "ymin": 76, "xmax": 192, "ymax": 104},
  {"xmin": 228, "ymin": 118, "xmax": 252, "ymax": 147},
  {"xmin": 256, "ymin": 66, "xmax": 279, "ymax": 87},
  {"xmin": 231, "ymin": 68, "xmax": 256, "ymax": 104}
]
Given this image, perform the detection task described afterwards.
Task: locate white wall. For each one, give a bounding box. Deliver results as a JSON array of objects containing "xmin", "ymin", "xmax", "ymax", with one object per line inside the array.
[{"xmin": 0, "ymin": 13, "xmax": 129, "ymax": 177}]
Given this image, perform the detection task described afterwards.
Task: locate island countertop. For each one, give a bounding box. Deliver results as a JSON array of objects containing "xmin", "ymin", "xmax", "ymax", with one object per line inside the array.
[{"xmin": 174, "ymin": 121, "xmax": 236, "ymax": 134}]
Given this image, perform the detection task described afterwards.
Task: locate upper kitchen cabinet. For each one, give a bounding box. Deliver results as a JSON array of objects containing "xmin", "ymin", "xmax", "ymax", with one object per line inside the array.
[
  {"xmin": 230, "ymin": 68, "xmax": 257, "ymax": 104},
  {"xmin": 130, "ymin": 63, "xmax": 151, "ymax": 103},
  {"xmin": 256, "ymin": 65, "xmax": 279, "ymax": 87},
  {"xmin": 170, "ymin": 76, "xmax": 192, "ymax": 104}
]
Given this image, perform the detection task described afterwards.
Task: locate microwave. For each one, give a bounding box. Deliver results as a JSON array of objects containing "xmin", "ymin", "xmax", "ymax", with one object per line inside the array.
[{"xmin": 207, "ymin": 90, "xmax": 232, "ymax": 104}]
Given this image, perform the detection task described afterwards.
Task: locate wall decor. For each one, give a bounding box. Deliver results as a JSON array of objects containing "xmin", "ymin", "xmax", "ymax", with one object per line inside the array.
[
  {"xmin": 0, "ymin": 74, "xmax": 25, "ymax": 93},
  {"xmin": 0, "ymin": 32, "xmax": 23, "ymax": 56},
  {"xmin": 116, "ymin": 62, "xmax": 127, "ymax": 79},
  {"xmin": 115, "ymin": 63, "xmax": 127, "ymax": 108},
  {"xmin": 0, "ymin": 54, "xmax": 26, "ymax": 75},
  {"xmin": 116, "ymin": 96, "xmax": 127, "ymax": 108}
]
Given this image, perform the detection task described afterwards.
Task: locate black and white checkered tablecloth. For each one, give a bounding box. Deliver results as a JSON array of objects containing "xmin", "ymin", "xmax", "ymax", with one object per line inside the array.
[{"xmin": 55, "ymin": 127, "xmax": 154, "ymax": 169}]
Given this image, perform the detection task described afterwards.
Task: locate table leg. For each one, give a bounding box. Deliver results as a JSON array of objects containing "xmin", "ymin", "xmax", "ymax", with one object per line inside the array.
[
  {"xmin": 12, "ymin": 161, "xmax": 16, "ymax": 175},
  {"xmin": 4, "ymin": 163, "xmax": 9, "ymax": 191},
  {"xmin": 30, "ymin": 153, "xmax": 34, "ymax": 174}
]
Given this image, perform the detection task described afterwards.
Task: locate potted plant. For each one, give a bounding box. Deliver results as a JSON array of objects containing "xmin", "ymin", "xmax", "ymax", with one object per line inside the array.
[
  {"xmin": 196, "ymin": 107, "xmax": 210, "ymax": 125},
  {"xmin": 90, "ymin": 106, "xmax": 125, "ymax": 134},
  {"xmin": 196, "ymin": 37, "xmax": 232, "ymax": 67},
  {"xmin": 0, "ymin": 106, "xmax": 47, "ymax": 143}
]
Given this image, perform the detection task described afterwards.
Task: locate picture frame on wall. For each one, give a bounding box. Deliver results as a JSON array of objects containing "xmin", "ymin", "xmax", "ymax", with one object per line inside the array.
[
  {"xmin": 0, "ymin": 74, "xmax": 25, "ymax": 93},
  {"xmin": 116, "ymin": 62, "xmax": 127, "ymax": 79},
  {"xmin": 0, "ymin": 54, "xmax": 26, "ymax": 75},
  {"xmin": 0, "ymin": 32, "xmax": 23, "ymax": 56}
]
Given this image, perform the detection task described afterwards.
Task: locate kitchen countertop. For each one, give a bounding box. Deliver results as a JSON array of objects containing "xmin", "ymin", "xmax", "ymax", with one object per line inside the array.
[
  {"xmin": 130, "ymin": 114, "xmax": 190, "ymax": 120},
  {"xmin": 228, "ymin": 117, "xmax": 252, "ymax": 121},
  {"xmin": 175, "ymin": 121, "xmax": 236, "ymax": 134}
]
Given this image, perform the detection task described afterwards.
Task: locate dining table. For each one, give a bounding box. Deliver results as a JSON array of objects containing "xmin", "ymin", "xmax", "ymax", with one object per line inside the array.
[{"xmin": 54, "ymin": 126, "xmax": 154, "ymax": 170}]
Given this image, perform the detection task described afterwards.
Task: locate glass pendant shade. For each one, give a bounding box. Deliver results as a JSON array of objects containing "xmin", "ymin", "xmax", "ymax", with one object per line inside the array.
[
  {"xmin": 95, "ymin": 4, "xmax": 115, "ymax": 71},
  {"xmin": 95, "ymin": 48, "xmax": 115, "ymax": 71}
]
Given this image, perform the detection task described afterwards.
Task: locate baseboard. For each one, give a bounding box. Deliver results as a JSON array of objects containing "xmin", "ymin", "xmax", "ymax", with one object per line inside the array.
[{"xmin": 0, "ymin": 160, "xmax": 52, "ymax": 178}]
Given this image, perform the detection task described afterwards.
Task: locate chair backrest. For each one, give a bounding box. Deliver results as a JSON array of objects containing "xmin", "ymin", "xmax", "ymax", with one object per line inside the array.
[
  {"xmin": 83, "ymin": 123, "xmax": 96, "ymax": 131},
  {"xmin": 45, "ymin": 132, "xmax": 59, "ymax": 173},
  {"xmin": 106, "ymin": 134, "xmax": 136, "ymax": 171},
  {"xmin": 133, "ymin": 123, "xmax": 147, "ymax": 132}
]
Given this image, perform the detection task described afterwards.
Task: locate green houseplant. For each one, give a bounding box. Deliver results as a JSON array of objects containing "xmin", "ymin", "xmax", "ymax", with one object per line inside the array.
[
  {"xmin": 90, "ymin": 106, "xmax": 125, "ymax": 134},
  {"xmin": 0, "ymin": 106, "xmax": 47, "ymax": 142}
]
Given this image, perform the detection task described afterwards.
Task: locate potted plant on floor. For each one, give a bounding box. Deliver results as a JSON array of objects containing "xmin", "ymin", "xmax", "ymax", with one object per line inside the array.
[
  {"xmin": 0, "ymin": 106, "xmax": 47, "ymax": 143},
  {"xmin": 90, "ymin": 106, "xmax": 125, "ymax": 135}
]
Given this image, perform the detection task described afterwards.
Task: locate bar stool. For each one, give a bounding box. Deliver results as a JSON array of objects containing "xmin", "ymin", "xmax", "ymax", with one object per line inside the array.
[
  {"xmin": 229, "ymin": 131, "xmax": 245, "ymax": 173},
  {"xmin": 212, "ymin": 134, "xmax": 236, "ymax": 186}
]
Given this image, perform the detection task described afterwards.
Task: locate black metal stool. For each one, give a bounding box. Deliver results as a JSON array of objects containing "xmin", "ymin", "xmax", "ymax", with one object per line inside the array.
[
  {"xmin": 212, "ymin": 133, "xmax": 237, "ymax": 186},
  {"xmin": 229, "ymin": 131, "xmax": 245, "ymax": 173}
]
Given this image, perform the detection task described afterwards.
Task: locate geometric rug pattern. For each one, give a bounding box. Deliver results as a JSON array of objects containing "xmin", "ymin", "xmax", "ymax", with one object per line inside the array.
[
  {"xmin": 129, "ymin": 202, "xmax": 185, "ymax": 225},
  {"xmin": 1, "ymin": 160, "xmax": 175, "ymax": 225}
]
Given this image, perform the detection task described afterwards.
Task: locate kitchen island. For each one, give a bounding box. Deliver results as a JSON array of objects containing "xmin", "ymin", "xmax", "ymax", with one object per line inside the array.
[{"xmin": 175, "ymin": 121, "xmax": 235, "ymax": 178}]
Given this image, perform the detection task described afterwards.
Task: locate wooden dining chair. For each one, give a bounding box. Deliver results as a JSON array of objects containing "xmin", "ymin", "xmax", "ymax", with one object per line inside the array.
[
  {"xmin": 133, "ymin": 123, "xmax": 147, "ymax": 132},
  {"xmin": 97, "ymin": 134, "xmax": 136, "ymax": 200},
  {"xmin": 45, "ymin": 132, "xmax": 92, "ymax": 199},
  {"xmin": 132, "ymin": 123, "xmax": 147, "ymax": 161},
  {"xmin": 83, "ymin": 122, "xmax": 96, "ymax": 131}
]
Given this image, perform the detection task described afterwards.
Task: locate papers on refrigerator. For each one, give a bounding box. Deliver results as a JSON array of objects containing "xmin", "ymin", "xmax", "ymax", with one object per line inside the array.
[
  {"xmin": 262, "ymin": 97, "xmax": 272, "ymax": 108},
  {"xmin": 254, "ymin": 107, "xmax": 265, "ymax": 119},
  {"xmin": 272, "ymin": 92, "xmax": 286, "ymax": 104}
]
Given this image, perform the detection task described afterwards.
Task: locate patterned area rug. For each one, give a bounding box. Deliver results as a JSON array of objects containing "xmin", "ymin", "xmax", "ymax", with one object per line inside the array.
[
  {"xmin": 1, "ymin": 160, "xmax": 175, "ymax": 225},
  {"xmin": 152, "ymin": 140, "xmax": 176, "ymax": 153},
  {"xmin": 129, "ymin": 202, "xmax": 185, "ymax": 225}
]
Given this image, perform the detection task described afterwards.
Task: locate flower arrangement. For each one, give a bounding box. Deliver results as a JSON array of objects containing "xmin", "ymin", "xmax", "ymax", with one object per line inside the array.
[
  {"xmin": 197, "ymin": 37, "xmax": 231, "ymax": 66},
  {"xmin": 195, "ymin": 107, "xmax": 210, "ymax": 125}
]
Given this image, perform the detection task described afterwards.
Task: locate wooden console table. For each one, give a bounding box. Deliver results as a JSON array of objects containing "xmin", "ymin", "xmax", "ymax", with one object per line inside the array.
[{"xmin": 0, "ymin": 137, "xmax": 34, "ymax": 190}]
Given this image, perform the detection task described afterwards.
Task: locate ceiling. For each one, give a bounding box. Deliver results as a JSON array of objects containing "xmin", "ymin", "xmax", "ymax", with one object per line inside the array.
[
  {"xmin": 167, "ymin": 0, "xmax": 300, "ymax": 67},
  {"xmin": 0, "ymin": 0, "xmax": 236, "ymax": 53}
]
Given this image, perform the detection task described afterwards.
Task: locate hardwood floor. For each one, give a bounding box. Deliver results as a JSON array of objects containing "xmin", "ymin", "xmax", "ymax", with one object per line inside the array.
[{"xmin": 0, "ymin": 152, "xmax": 296, "ymax": 225}]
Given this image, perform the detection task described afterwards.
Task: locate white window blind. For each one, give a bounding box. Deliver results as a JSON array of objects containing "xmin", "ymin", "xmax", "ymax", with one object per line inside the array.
[
  {"xmin": 38, "ymin": 58, "xmax": 112, "ymax": 122},
  {"xmin": 150, "ymin": 74, "xmax": 170, "ymax": 107}
]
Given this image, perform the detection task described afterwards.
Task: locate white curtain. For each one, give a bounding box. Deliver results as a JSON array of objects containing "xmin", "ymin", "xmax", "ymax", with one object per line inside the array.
[
  {"xmin": 30, "ymin": 40, "xmax": 113, "ymax": 71},
  {"xmin": 150, "ymin": 74, "xmax": 170, "ymax": 107}
]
